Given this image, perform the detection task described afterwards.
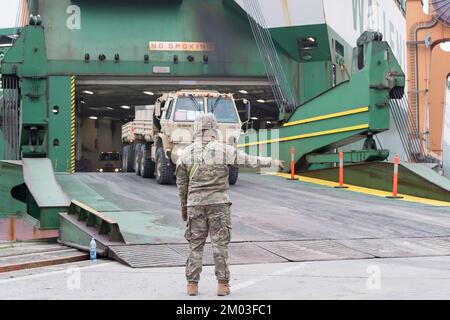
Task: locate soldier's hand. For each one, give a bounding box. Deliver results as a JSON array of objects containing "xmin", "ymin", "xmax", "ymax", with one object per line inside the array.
[{"xmin": 181, "ymin": 207, "xmax": 188, "ymax": 221}]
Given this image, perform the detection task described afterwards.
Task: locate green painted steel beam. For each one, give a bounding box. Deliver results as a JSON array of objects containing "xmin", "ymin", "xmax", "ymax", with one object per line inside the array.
[
  {"xmin": 48, "ymin": 76, "xmax": 73, "ymax": 172},
  {"xmin": 2, "ymin": 25, "xmax": 49, "ymax": 158},
  {"xmin": 307, "ymin": 150, "xmax": 389, "ymax": 164},
  {"xmin": 0, "ymin": 28, "xmax": 21, "ymax": 37}
]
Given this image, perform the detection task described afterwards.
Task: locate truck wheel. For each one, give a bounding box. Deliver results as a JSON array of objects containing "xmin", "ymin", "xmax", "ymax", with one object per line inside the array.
[
  {"xmin": 123, "ymin": 145, "xmax": 135, "ymax": 173},
  {"xmin": 229, "ymin": 166, "xmax": 239, "ymax": 185},
  {"xmin": 156, "ymin": 147, "xmax": 174, "ymax": 185},
  {"xmin": 128, "ymin": 144, "xmax": 135, "ymax": 172},
  {"xmin": 135, "ymin": 143, "xmax": 142, "ymax": 176},
  {"xmin": 122, "ymin": 145, "xmax": 128, "ymax": 172},
  {"xmin": 141, "ymin": 143, "xmax": 155, "ymax": 178}
]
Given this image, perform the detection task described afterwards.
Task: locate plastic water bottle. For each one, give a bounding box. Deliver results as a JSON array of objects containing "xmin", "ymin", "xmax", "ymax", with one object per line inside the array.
[{"xmin": 90, "ymin": 237, "xmax": 97, "ymax": 262}]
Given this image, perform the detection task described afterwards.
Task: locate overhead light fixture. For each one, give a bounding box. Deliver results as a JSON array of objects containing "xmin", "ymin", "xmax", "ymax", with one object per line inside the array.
[
  {"xmin": 89, "ymin": 116, "xmax": 98, "ymax": 120},
  {"xmin": 83, "ymin": 90, "xmax": 94, "ymax": 95},
  {"xmin": 251, "ymin": 117, "xmax": 258, "ymax": 120},
  {"xmin": 106, "ymin": 107, "xmax": 114, "ymax": 110},
  {"xmin": 257, "ymin": 99, "xmax": 265, "ymax": 103},
  {"xmin": 143, "ymin": 91, "xmax": 154, "ymax": 96},
  {"xmin": 121, "ymin": 105, "xmax": 131, "ymax": 109},
  {"xmin": 239, "ymin": 90, "xmax": 248, "ymax": 94},
  {"xmin": 266, "ymin": 121, "xmax": 272, "ymax": 124}
]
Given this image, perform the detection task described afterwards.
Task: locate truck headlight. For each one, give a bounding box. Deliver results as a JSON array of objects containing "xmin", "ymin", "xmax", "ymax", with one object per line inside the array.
[
  {"xmin": 99, "ymin": 168, "xmax": 103, "ymax": 173},
  {"xmin": 115, "ymin": 168, "xmax": 119, "ymax": 173}
]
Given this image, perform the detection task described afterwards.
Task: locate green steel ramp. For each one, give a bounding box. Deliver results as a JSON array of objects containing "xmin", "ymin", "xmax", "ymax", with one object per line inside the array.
[
  {"xmin": 302, "ymin": 161, "xmax": 450, "ymax": 202},
  {"xmin": 22, "ymin": 158, "xmax": 71, "ymax": 229},
  {"xmin": 22, "ymin": 159, "xmax": 71, "ymax": 208}
]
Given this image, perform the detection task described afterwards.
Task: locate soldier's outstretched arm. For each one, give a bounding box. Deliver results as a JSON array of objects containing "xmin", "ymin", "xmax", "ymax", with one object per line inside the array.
[
  {"xmin": 226, "ymin": 144, "xmax": 284, "ymax": 169},
  {"xmin": 175, "ymin": 159, "xmax": 189, "ymax": 221}
]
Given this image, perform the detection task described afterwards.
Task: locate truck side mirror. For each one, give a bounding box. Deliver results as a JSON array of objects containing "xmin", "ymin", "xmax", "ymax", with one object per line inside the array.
[
  {"xmin": 243, "ymin": 99, "xmax": 251, "ymax": 131},
  {"xmin": 155, "ymin": 101, "xmax": 162, "ymax": 117}
]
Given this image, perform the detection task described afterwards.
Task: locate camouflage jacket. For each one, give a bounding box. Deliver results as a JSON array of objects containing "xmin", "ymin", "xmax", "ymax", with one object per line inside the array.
[{"xmin": 176, "ymin": 140, "xmax": 273, "ymax": 207}]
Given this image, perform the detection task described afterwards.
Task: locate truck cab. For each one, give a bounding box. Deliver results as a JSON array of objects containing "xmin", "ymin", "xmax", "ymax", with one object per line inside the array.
[{"xmin": 122, "ymin": 90, "xmax": 242, "ymax": 185}]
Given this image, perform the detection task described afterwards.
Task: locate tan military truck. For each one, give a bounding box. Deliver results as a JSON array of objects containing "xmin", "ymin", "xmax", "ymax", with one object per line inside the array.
[{"xmin": 121, "ymin": 90, "xmax": 242, "ymax": 185}]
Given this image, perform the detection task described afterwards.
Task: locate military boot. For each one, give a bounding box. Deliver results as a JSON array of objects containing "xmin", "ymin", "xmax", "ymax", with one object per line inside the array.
[
  {"xmin": 187, "ymin": 282, "xmax": 198, "ymax": 296},
  {"xmin": 217, "ymin": 280, "xmax": 230, "ymax": 296}
]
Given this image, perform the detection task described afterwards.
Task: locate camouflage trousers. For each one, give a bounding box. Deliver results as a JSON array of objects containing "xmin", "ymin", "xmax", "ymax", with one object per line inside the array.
[{"xmin": 185, "ymin": 203, "xmax": 231, "ymax": 282}]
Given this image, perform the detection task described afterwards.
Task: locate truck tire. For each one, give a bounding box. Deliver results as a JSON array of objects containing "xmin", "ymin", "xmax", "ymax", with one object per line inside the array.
[
  {"xmin": 122, "ymin": 145, "xmax": 135, "ymax": 172},
  {"xmin": 122, "ymin": 145, "xmax": 128, "ymax": 172},
  {"xmin": 156, "ymin": 147, "xmax": 173, "ymax": 185},
  {"xmin": 129, "ymin": 144, "xmax": 136, "ymax": 172},
  {"xmin": 141, "ymin": 143, "xmax": 155, "ymax": 178},
  {"xmin": 228, "ymin": 166, "xmax": 239, "ymax": 185},
  {"xmin": 135, "ymin": 143, "xmax": 142, "ymax": 176}
]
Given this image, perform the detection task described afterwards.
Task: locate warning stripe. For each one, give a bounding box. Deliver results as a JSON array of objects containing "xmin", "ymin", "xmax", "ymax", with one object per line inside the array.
[{"xmin": 71, "ymin": 76, "xmax": 76, "ymax": 174}]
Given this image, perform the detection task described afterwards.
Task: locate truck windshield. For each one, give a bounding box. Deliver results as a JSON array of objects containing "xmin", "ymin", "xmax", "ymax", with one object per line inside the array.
[
  {"xmin": 207, "ymin": 98, "xmax": 239, "ymax": 123},
  {"xmin": 99, "ymin": 152, "xmax": 120, "ymax": 161},
  {"xmin": 174, "ymin": 96, "xmax": 204, "ymax": 121}
]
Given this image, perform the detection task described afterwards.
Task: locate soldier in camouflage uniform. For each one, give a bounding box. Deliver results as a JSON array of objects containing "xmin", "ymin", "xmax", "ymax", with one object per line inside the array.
[{"xmin": 176, "ymin": 113, "xmax": 284, "ymax": 296}]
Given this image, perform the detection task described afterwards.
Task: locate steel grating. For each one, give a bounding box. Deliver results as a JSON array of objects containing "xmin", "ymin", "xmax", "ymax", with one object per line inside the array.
[
  {"xmin": 337, "ymin": 237, "xmax": 450, "ymax": 258},
  {"xmin": 109, "ymin": 242, "xmax": 287, "ymax": 268},
  {"xmin": 169, "ymin": 244, "xmax": 215, "ymax": 265},
  {"xmin": 107, "ymin": 238, "xmax": 450, "ymax": 268},
  {"xmin": 108, "ymin": 244, "xmax": 186, "ymax": 268},
  {"xmin": 228, "ymin": 242, "xmax": 288, "ymax": 264},
  {"xmin": 256, "ymin": 240, "xmax": 374, "ymax": 262}
]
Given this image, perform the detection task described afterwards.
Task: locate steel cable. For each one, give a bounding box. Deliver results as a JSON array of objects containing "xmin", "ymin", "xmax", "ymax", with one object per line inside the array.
[{"xmin": 242, "ymin": 0, "xmax": 297, "ymax": 113}]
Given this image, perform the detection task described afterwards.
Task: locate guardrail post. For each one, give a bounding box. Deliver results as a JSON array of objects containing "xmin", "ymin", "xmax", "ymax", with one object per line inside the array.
[
  {"xmin": 287, "ymin": 146, "xmax": 299, "ymax": 180},
  {"xmin": 335, "ymin": 151, "xmax": 348, "ymax": 189},
  {"xmin": 387, "ymin": 154, "xmax": 403, "ymax": 199}
]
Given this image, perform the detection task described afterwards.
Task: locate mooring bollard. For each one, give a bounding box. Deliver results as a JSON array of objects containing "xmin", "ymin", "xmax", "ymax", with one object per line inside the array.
[
  {"xmin": 287, "ymin": 146, "xmax": 299, "ymax": 180},
  {"xmin": 387, "ymin": 154, "xmax": 403, "ymax": 199},
  {"xmin": 334, "ymin": 151, "xmax": 348, "ymax": 189}
]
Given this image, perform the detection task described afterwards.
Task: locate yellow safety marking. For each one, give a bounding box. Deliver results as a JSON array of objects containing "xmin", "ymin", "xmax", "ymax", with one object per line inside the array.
[
  {"xmin": 267, "ymin": 172, "xmax": 450, "ymax": 207},
  {"xmin": 70, "ymin": 76, "xmax": 76, "ymax": 174},
  {"xmin": 238, "ymin": 124, "xmax": 369, "ymax": 148},
  {"xmin": 283, "ymin": 107, "xmax": 369, "ymax": 127}
]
